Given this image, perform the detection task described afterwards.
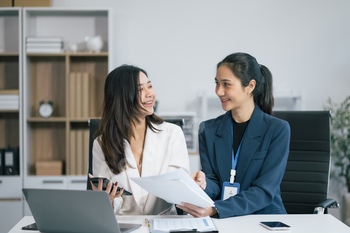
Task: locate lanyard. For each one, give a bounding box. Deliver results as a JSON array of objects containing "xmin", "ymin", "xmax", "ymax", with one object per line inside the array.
[{"xmin": 230, "ymin": 119, "xmax": 245, "ymax": 184}]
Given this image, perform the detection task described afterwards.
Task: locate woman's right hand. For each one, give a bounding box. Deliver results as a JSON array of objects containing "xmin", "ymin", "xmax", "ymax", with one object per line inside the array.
[
  {"xmin": 89, "ymin": 174, "xmax": 124, "ymax": 206},
  {"xmin": 190, "ymin": 171, "xmax": 206, "ymax": 190}
]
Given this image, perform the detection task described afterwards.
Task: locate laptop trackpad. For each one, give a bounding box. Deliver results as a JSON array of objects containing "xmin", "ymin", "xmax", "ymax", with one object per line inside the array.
[{"xmin": 119, "ymin": 223, "xmax": 142, "ymax": 233}]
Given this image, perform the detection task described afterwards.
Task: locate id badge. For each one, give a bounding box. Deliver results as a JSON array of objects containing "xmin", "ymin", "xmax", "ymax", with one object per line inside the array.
[{"xmin": 221, "ymin": 181, "xmax": 240, "ymax": 201}]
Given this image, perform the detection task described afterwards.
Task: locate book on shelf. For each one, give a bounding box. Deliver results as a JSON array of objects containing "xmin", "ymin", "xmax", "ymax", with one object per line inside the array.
[
  {"xmin": 26, "ymin": 48, "xmax": 63, "ymax": 53},
  {"xmin": 26, "ymin": 36, "xmax": 63, "ymax": 43},
  {"xmin": 2, "ymin": 147, "xmax": 20, "ymax": 175},
  {"xmin": 75, "ymin": 73, "xmax": 82, "ymax": 118},
  {"xmin": 0, "ymin": 101, "xmax": 19, "ymax": 110},
  {"xmin": 69, "ymin": 130, "xmax": 76, "ymax": 175},
  {"xmin": 68, "ymin": 128, "xmax": 88, "ymax": 175},
  {"xmin": 0, "ymin": 149, "xmax": 3, "ymax": 175},
  {"xmin": 69, "ymin": 73, "xmax": 76, "ymax": 118},
  {"xmin": 0, "ymin": 94, "xmax": 19, "ymax": 101},
  {"xmin": 76, "ymin": 130, "xmax": 83, "ymax": 175},
  {"xmin": 69, "ymin": 72, "xmax": 90, "ymax": 118},
  {"xmin": 82, "ymin": 73, "xmax": 90, "ymax": 118},
  {"xmin": 27, "ymin": 43, "xmax": 63, "ymax": 48},
  {"xmin": 0, "ymin": 101, "xmax": 19, "ymax": 106},
  {"xmin": 83, "ymin": 129, "xmax": 89, "ymax": 175}
]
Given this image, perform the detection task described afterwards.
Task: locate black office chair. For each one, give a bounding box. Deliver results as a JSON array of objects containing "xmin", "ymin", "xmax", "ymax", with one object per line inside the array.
[
  {"xmin": 274, "ymin": 111, "xmax": 339, "ymax": 214},
  {"xmin": 86, "ymin": 118, "xmax": 185, "ymax": 190},
  {"xmin": 86, "ymin": 118, "xmax": 101, "ymax": 190}
]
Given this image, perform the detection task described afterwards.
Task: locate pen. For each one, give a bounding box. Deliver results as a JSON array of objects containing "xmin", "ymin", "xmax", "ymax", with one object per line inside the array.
[{"xmin": 145, "ymin": 218, "xmax": 150, "ymax": 227}]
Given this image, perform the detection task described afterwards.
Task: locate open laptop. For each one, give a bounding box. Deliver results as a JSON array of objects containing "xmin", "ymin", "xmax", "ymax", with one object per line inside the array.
[{"xmin": 22, "ymin": 188, "xmax": 141, "ymax": 233}]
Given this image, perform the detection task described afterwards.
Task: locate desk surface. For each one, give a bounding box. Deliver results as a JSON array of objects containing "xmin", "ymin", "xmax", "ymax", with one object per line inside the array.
[{"xmin": 9, "ymin": 214, "xmax": 350, "ymax": 233}]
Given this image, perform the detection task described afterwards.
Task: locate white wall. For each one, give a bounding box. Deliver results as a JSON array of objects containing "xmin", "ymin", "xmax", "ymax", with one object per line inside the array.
[{"xmin": 53, "ymin": 0, "xmax": 350, "ymax": 221}]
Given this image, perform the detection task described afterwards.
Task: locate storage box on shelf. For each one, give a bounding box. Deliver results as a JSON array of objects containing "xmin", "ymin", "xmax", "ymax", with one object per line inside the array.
[
  {"xmin": 0, "ymin": 7, "xmax": 23, "ymax": 233},
  {"xmin": 22, "ymin": 8, "xmax": 111, "ymax": 195}
]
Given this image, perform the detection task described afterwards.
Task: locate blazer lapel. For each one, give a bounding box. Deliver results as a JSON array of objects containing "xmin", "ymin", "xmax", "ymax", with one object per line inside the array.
[
  {"xmin": 214, "ymin": 112, "xmax": 233, "ymax": 183},
  {"xmin": 235, "ymin": 105, "xmax": 263, "ymax": 184}
]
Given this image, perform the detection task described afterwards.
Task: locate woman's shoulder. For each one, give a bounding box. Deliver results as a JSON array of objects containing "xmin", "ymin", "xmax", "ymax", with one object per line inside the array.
[
  {"xmin": 262, "ymin": 113, "xmax": 291, "ymax": 135},
  {"xmin": 199, "ymin": 112, "xmax": 229, "ymax": 133},
  {"xmin": 265, "ymin": 113, "xmax": 290, "ymax": 128},
  {"xmin": 152, "ymin": 121, "xmax": 183, "ymax": 133}
]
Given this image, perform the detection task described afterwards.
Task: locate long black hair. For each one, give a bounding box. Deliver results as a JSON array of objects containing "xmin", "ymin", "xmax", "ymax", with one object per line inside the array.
[
  {"xmin": 96, "ymin": 65, "xmax": 163, "ymax": 174},
  {"xmin": 217, "ymin": 52, "xmax": 274, "ymax": 115}
]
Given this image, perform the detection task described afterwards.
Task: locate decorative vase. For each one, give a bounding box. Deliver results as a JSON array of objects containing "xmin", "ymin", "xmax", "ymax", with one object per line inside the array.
[{"xmin": 84, "ymin": 35, "xmax": 103, "ymax": 53}]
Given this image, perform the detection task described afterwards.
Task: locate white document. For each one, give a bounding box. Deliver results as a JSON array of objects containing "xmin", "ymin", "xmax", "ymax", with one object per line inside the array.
[
  {"xmin": 131, "ymin": 168, "xmax": 214, "ymax": 207},
  {"xmin": 150, "ymin": 216, "xmax": 217, "ymax": 233}
]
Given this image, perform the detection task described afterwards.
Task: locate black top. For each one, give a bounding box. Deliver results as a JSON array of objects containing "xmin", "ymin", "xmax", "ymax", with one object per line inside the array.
[{"xmin": 232, "ymin": 118, "xmax": 250, "ymax": 157}]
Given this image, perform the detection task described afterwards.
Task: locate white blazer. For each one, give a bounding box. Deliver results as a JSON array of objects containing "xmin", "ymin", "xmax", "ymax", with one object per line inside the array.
[{"xmin": 92, "ymin": 122, "xmax": 190, "ymax": 215}]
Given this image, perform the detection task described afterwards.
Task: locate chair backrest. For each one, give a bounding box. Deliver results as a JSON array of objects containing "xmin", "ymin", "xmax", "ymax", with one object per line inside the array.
[
  {"xmin": 86, "ymin": 119, "xmax": 101, "ymax": 190},
  {"xmin": 86, "ymin": 118, "xmax": 184, "ymax": 190},
  {"xmin": 274, "ymin": 111, "xmax": 331, "ymax": 214}
]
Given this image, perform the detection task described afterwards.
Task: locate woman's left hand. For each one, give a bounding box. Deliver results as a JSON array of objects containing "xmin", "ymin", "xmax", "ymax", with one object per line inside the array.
[
  {"xmin": 176, "ymin": 203, "xmax": 217, "ymax": 218},
  {"xmin": 89, "ymin": 173, "xmax": 124, "ymax": 206}
]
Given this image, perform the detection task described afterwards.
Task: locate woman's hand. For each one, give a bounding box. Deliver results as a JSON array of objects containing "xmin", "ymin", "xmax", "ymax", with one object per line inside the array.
[
  {"xmin": 190, "ymin": 171, "xmax": 206, "ymax": 190},
  {"xmin": 89, "ymin": 174, "xmax": 124, "ymax": 206},
  {"xmin": 176, "ymin": 203, "xmax": 217, "ymax": 218}
]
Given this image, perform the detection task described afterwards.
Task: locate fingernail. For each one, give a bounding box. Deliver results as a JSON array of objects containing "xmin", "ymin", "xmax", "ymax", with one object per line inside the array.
[
  {"xmin": 99, "ymin": 178, "xmax": 102, "ymax": 182},
  {"xmin": 115, "ymin": 182, "xmax": 118, "ymax": 186}
]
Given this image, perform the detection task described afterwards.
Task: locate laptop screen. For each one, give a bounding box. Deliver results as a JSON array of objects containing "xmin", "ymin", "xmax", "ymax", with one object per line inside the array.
[{"xmin": 23, "ymin": 188, "xmax": 141, "ymax": 233}]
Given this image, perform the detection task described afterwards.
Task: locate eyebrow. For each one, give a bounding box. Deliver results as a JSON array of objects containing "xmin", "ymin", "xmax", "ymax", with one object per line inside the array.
[
  {"xmin": 215, "ymin": 78, "xmax": 232, "ymax": 82},
  {"xmin": 138, "ymin": 80, "xmax": 151, "ymax": 86}
]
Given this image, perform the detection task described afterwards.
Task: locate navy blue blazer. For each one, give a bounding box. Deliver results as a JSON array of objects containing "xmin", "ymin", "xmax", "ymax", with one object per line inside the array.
[{"xmin": 199, "ymin": 104, "xmax": 290, "ymax": 218}]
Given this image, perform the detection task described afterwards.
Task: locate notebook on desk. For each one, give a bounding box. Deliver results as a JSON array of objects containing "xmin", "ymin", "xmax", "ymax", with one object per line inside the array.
[{"xmin": 22, "ymin": 188, "xmax": 141, "ymax": 233}]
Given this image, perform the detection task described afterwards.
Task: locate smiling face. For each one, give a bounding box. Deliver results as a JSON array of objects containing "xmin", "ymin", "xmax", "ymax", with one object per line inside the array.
[
  {"xmin": 138, "ymin": 71, "xmax": 156, "ymax": 117},
  {"xmin": 215, "ymin": 65, "xmax": 255, "ymax": 115}
]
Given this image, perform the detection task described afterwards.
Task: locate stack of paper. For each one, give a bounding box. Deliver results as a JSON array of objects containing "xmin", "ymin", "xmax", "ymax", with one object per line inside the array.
[
  {"xmin": 131, "ymin": 168, "xmax": 214, "ymax": 207},
  {"xmin": 0, "ymin": 94, "xmax": 19, "ymax": 110},
  {"xmin": 26, "ymin": 37, "xmax": 63, "ymax": 53},
  {"xmin": 150, "ymin": 216, "xmax": 218, "ymax": 233}
]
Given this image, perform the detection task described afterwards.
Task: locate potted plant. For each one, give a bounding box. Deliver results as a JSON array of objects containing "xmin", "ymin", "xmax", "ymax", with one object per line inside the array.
[{"xmin": 325, "ymin": 95, "xmax": 350, "ymax": 224}]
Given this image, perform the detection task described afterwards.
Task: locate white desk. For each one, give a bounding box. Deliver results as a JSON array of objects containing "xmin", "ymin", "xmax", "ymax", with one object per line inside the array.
[{"xmin": 9, "ymin": 214, "xmax": 350, "ymax": 233}]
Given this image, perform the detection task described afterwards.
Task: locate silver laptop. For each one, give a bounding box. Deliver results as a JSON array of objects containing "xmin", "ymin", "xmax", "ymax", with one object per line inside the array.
[{"xmin": 22, "ymin": 188, "xmax": 141, "ymax": 233}]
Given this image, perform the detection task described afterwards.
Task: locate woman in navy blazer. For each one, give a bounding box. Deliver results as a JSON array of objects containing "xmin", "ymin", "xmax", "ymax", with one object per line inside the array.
[{"xmin": 177, "ymin": 53, "xmax": 290, "ymax": 218}]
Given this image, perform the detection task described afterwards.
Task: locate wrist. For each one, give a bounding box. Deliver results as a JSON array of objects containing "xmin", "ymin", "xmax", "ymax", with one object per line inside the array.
[{"xmin": 210, "ymin": 207, "xmax": 218, "ymax": 216}]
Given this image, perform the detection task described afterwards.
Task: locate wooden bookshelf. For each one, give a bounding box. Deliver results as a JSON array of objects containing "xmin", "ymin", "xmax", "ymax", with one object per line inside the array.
[
  {"xmin": 0, "ymin": 8, "xmax": 20, "ymax": 147},
  {"xmin": 0, "ymin": 8, "xmax": 22, "ymax": 231},
  {"xmin": 22, "ymin": 8, "xmax": 110, "ymax": 177}
]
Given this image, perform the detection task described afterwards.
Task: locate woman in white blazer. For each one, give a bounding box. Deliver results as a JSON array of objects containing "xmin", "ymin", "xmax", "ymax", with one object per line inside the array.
[{"xmin": 89, "ymin": 65, "xmax": 190, "ymax": 215}]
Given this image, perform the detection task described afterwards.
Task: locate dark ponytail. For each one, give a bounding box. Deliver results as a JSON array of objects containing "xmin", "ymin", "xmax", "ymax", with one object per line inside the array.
[
  {"xmin": 255, "ymin": 64, "xmax": 274, "ymax": 115},
  {"xmin": 217, "ymin": 53, "xmax": 274, "ymax": 115}
]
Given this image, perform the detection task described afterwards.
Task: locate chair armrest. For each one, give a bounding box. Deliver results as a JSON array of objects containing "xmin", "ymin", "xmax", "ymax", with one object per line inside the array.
[{"xmin": 313, "ymin": 198, "xmax": 339, "ymax": 214}]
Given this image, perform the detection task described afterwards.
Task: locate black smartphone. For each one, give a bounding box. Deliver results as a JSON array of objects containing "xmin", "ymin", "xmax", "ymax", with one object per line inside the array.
[
  {"xmin": 260, "ymin": 221, "xmax": 291, "ymax": 231},
  {"xmin": 90, "ymin": 177, "xmax": 132, "ymax": 195},
  {"xmin": 22, "ymin": 223, "xmax": 38, "ymax": 230}
]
